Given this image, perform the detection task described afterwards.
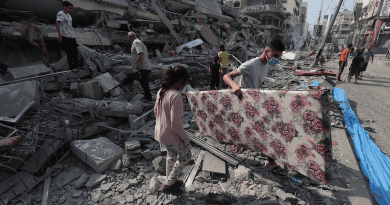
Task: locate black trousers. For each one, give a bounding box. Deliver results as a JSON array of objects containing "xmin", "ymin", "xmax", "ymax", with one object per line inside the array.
[
  {"xmin": 62, "ymin": 37, "xmax": 79, "ymax": 69},
  {"xmin": 337, "ymin": 61, "xmax": 346, "ymax": 81},
  {"xmin": 210, "ymin": 75, "xmax": 219, "ymax": 90},
  {"xmin": 137, "ymin": 69, "xmax": 152, "ymax": 101},
  {"xmin": 348, "ymin": 67, "xmax": 360, "ymax": 81}
]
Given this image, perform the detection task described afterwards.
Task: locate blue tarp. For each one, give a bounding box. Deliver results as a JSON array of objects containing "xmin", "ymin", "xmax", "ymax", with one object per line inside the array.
[
  {"xmin": 312, "ymin": 81, "xmax": 321, "ymax": 86},
  {"xmin": 332, "ymin": 87, "xmax": 390, "ymax": 205}
]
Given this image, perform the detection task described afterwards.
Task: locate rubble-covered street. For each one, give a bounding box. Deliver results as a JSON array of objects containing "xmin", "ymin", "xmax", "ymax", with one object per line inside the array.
[{"xmin": 1, "ymin": 0, "xmax": 389, "ymax": 204}]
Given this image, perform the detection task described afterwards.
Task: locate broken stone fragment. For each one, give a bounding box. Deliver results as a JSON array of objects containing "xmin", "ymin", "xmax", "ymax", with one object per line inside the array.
[
  {"xmin": 234, "ymin": 165, "xmax": 252, "ymax": 182},
  {"xmin": 122, "ymin": 154, "xmax": 131, "ymax": 167},
  {"xmin": 152, "ymin": 156, "xmax": 167, "ymax": 175},
  {"xmin": 125, "ymin": 141, "xmax": 141, "ymax": 153},
  {"xmin": 85, "ymin": 174, "xmax": 107, "ymax": 189},
  {"xmin": 74, "ymin": 173, "xmax": 90, "ymax": 188},
  {"xmin": 100, "ymin": 182, "xmax": 115, "ymax": 193},
  {"xmin": 71, "ymin": 137, "xmax": 125, "ymax": 173},
  {"xmin": 72, "ymin": 190, "xmax": 83, "ymax": 198},
  {"xmin": 116, "ymin": 180, "xmax": 131, "ymax": 192},
  {"xmin": 141, "ymin": 149, "xmax": 153, "ymax": 160},
  {"xmin": 111, "ymin": 159, "xmax": 122, "ymax": 171}
]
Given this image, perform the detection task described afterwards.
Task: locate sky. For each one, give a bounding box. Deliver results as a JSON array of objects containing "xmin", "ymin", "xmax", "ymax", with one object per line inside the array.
[{"xmin": 305, "ymin": 0, "xmax": 356, "ymax": 32}]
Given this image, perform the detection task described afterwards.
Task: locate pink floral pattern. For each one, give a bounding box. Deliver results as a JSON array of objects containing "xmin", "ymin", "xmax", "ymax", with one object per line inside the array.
[{"xmin": 188, "ymin": 89, "xmax": 332, "ymax": 184}]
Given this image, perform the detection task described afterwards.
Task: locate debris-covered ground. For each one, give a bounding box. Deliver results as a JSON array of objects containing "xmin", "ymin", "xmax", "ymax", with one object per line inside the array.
[{"xmin": 0, "ymin": 0, "xmax": 378, "ymax": 205}]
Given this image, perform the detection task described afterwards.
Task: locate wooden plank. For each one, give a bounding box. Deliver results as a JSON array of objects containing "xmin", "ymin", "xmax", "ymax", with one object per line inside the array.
[
  {"xmin": 202, "ymin": 151, "xmax": 226, "ymax": 174},
  {"xmin": 151, "ymin": 0, "xmax": 183, "ymax": 44},
  {"xmin": 185, "ymin": 150, "xmax": 205, "ymax": 190},
  {"xmin": 41, "ymin": 168, "xmax": 52, "ymax": 205}
]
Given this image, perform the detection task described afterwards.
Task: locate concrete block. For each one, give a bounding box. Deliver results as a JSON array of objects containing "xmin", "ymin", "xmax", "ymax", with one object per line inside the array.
[
  {"xmin": 7, "ymin": 61, "xmax": 50, "ymax": 79},
  {"xmin": 128, "ymin": 148, "xmax": 142, "ymax": 155},
  {"xmin": 70, "ymin": 82, "xmax": 79, "ymax": 98},
  {"xmin": 85, "ymin": 174, "xmax": 107, "ymax": 188},
  {"xmin": 111, "ymin": 159, "xmax": 122, "ymax": 171},
  {"xmin": 114, "ymin": 71, "xmax": 128, "ymax": 82},
  {"xmin": 202, "ymin": 151, "xmax": 226, "ymax": 174},
  {"xmin": 93, "ymin": 73, "xmax": 120, "ymax": 94},
  {"xmin": 74, "ymin": 173, "xmax": 90, "ymax": 188},
  {"xmin": 125, "ymin": 141, "xmax": 141, "ymax": 153},
  {"xmin": 78, "ymin": 81, "xmax": 103, "ymax": 100},
  {"xmin": 71, "ymin": 137, "xmax": 125, "ymax": 173},
  {"xmin": 100, "ymin": 182, "xmax": 115, "ymax": 192},
  {"xmin": 0, "ymin": 80, "xmax": 40, "ymax": 121}
]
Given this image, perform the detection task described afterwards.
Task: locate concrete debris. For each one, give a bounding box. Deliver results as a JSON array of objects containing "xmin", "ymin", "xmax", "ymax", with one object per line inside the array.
[
  {"xmin": 7, "ymin": 61, "xmax": 50, "ymax": 80},
  {"xmin": 202, "ymin": 151, "xmax": 226, "ymax": 174},
  {"xmin": 85, "ymin": 174, "xmax": 107, "ymax": 189},
  {"xmin": 71, "ymin": 137, "xmax": 125, "ymax": 173},
  {"xmin": 110, "ymin": 159, "xmax": 122, "ymax": 171},
  {"xmin": 235, "ymin": 165, "xmax": 252, "ymax": 182},
  {"xmin": 74, "ymin": 173, "xmax": 90, "ymax": 188},
  {"xmin": 152, "ymin": 156, "xmax": 167, "ymax": 175}
]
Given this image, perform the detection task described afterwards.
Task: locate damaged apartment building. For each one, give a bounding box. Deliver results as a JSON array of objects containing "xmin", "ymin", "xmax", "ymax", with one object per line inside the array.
[
  {"xmin": 225, "ymin": 0, "xmax": 308, "ymax": 49},
  {"xmin": 350, "ymin": 0, "xmax": 390, "ymax": 53}
]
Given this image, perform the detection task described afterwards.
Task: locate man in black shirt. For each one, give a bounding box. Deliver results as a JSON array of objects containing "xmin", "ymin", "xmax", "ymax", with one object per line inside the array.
[
  {"xmin": 209, "ymin": 55, "xmax": 222, "ymax": 90},
  {"xmin": 348, "ymin": 52, "xmax": 364, "ymax": 84}
]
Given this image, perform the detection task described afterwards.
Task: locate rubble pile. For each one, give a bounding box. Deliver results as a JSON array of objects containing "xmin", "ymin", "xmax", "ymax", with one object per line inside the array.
[{"xmin": 0, "ymin": 0, "xmax": 365, "ymax": 205}]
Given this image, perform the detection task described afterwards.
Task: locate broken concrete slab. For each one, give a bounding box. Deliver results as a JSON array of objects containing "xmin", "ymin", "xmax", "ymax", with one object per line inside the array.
[
  {"xmin": 92, "ymin": 73, "xmax": 120, "ymax": 94},
  {"xmin": 71, "ymin": 137, "xmax": 125, "ymax": 173},
  {"xmin": 74, "ymin": 173, "xmax": 90, "ymax": 188},
  {"xmin": 200, "ymin": 25, "xmax": 219, "ymax": 47},
  {"xmin": 91, "ymin": 188, "xmax": 102, "ymax": 202},
  {"xmin": 110, "ymin": 159, "xmax": 122, "ymax": 171},
  {"xmin": 53, "ymin": 166, "xmax": 85, "ymax": 187},
  {"xmin": 202, "ymin": 151, "xmax": 226, "ymax": 174},
  {"xmin": 128, "ymin": 115, "xmax": 145, "ymax": 130},
  {"xmin": 7, "ymin": 61, "xmax": 50, "ymax": 79},
  {"xmin": 0, "ymin": 80, "xmax": 40, "ymax": 123},
  {"xmin": 125, "ymin": 141, "xmax": 141, "ymax": 153},
  {"xmin": 100, "ymin": 182, "xmax": 115, "ymax": 192},
  {"xmin": 21, "ymin": 138, "xmax": 61, "ymax": 173},
  {"xmin": 152, "ymin": 156, "xmax": 167, "ymax": 175},
  {"xmin": 78, "ymin": 81, "xmax": 103, "ymax": 100},
  {"xmin": 176, "ymin": 39, "xmax": 203, "ymax": 53},
  {"xmin": 85, "ymin": 174, "xmax": 107, "ymax": 189},
  {"xmin": 100, "ymin": 100, "xmax": 143, "ymax": 117}
]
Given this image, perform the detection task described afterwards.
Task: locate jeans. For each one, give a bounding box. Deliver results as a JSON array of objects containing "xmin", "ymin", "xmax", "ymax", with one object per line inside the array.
[
  {"xmin": 219, "ymin": 67, "xmax": 228, "ymax": 88},
  {"xmin": 61, "ymin": 37, "xmax": 79, "ymax": 69}
]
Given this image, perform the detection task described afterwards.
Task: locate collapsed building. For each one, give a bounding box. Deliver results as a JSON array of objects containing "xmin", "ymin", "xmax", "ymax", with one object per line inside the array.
[{"xmin": 0, "ymin": 0, "xmax": 376, "ymax": 205}]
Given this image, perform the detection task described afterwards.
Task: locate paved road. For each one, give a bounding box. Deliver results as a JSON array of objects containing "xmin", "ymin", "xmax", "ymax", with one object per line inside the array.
[{"xmin": 325, "ymin": 54, "xmax": 390, "ymax": 157}]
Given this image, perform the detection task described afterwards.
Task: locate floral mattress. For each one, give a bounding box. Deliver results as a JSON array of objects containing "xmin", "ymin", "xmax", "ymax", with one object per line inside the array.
[{"xmin": 187, "ymin": 89, "xmax": 332, "ymax": 184}]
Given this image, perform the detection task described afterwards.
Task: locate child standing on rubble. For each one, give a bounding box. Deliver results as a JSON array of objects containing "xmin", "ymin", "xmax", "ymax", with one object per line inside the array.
[
  {"xmin": 154, "ymin": 66, "xmax": 192, "ymax": 195},
  {"xmin": 209, "ymin": 55, "xmax": 222, "ymax": 90}
]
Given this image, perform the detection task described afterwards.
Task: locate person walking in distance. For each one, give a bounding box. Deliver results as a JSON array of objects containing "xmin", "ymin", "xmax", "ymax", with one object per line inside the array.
[
  {"xmin": 348, "ymin": 52, "xmax": 364, "ymax": 84},
  {"xmin": 337, "ymin": 43, "xmax": 352, "ymax": 82},
  {"xmin": 218, "ymin": 45, "xmax": 230, "ymax": 89},
  {"xmin": 56, "ymin": 1, "xmax": 79, "ymax": 69},
  {"xmin": 154, "ymin": 66, "xmax": 192, "ymax": 195},
  {"xmin": 128, "ymin": 32, "xmax": 153, "ymax": 102},
  {"xmin": 360, "ymin": 46, "xmax": 374, "ymax": 79},
  {"xmin": 223, "ymin": 39, "xmax": 287, "ymax": 178},
  {"xmin": 209, "ymin": 55, "xmax": 222, "ymax": 90}
]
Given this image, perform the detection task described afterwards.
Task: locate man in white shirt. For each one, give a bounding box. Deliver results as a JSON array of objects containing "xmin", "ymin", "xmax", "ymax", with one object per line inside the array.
[
  {"xmin": 128, "ymin": 32, "xmax": 152, "ymax": 101},
  {"xmin": 223, "ymin": 38, "xmax": 287, "ymax": 177},
  {"xmin": 56, "ymin": 1, "xmax": 79, "ymax": 69}
]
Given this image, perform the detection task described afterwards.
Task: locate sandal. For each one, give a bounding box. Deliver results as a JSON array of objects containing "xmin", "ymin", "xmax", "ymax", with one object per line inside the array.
[{"xmin": 265, "ymin": 165, "xmax": 287, "ymax": 178}]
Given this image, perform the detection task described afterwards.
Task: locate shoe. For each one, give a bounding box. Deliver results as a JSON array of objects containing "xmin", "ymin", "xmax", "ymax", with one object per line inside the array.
[{"xmin": 160, "ymin": 184, "xmax": 184, "ymax": 196}]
